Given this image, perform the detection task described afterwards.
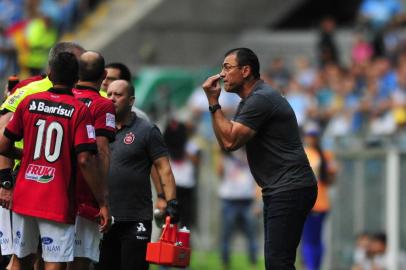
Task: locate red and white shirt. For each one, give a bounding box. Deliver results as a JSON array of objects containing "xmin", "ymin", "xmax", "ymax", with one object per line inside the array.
[
  {"xmin": 73, "ymin": 85, "xmax": 115, "ymax": 210},
  {"xmin": 5, "ymin": 87, "xmax": 97, "ymax": 224}
]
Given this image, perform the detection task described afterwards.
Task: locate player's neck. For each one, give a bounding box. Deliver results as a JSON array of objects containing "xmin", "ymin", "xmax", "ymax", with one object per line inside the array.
[
  {"xmin": 76, "ymin": 81, "xmax": 100, "ymax": 90},
  {"xmin": 53, "ymin": 84, "xmax": 72, "ymax": 89}
]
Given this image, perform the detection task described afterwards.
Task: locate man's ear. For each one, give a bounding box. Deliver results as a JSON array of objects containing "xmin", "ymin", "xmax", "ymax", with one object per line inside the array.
[
  {"xmin": 129, "ymin": 96, "xmax": 135, "ymax": 107},
  {"xmin": 242, "ymin": 65, "xmax": 252, "ymax": 79}
]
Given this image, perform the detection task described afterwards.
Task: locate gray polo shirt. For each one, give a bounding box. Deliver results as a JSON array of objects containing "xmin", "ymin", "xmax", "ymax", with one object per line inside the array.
[
  {"xmin": 108, "ymin": 112, "xmax": 168, "ymax": 221},
  {"xmin": 234, "ymin": 80, "xmax": 316, "ymax": 196}
]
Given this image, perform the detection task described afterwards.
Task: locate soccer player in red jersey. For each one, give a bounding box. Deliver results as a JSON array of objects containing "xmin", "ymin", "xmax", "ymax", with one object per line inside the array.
[
  {"xmin": 0, "ymin": 42, "xmax": 86, "ymax": 270},
  {"xmin": 0, "ymin": 52, "xmax": 110, "ymax": 270},
  {"xmin": 69, "ymin": 51, "xmax": 115, "ymax": 270}
]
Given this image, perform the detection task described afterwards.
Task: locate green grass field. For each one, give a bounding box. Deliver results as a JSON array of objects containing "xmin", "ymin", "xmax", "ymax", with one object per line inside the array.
[
  {"xmin": 150, "ymin": 250, "xmax": 263, "ymax": 270},
  {"xmin": 150, "ymin": 250, "xmax": 305, "ymax": 270}
]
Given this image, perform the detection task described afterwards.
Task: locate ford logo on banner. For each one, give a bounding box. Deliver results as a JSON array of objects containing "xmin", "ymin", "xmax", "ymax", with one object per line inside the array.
[{"xmin": 41, "ymin": 237, "xmax": 53, "ymax": 245}]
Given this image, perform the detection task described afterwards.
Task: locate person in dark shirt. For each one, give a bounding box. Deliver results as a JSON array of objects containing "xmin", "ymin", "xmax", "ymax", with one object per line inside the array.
[
  {"xmin": 202, "ymin": 48, "xmax": 317, "ymax": 270},
  {"xmin": 99, "ymin": 79, "xmax": 178, "ymax": 270}
]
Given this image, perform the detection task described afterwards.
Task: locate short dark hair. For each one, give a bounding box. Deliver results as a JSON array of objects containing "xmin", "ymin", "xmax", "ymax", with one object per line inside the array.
[
  {"xmin": 224, "ymin": 48, "xmax": 260, "ymax": 79},
  {"xmin": 371, "ymin": 233, "xmax": 386, "ymax": 245},
  {"xmin": 105, "ymin": 63, "xmax": 132, "ymax": 81},
  {"xmin": 49, "ymin": 52, "xmax": 79, "ymax": 86},
  {"xmin": 48, "ymin": 42, "xmax": 85, "ymax": 66},
  {"xmin": 78, "ymin": 51, "xmax": 105, "ymax": 82}
]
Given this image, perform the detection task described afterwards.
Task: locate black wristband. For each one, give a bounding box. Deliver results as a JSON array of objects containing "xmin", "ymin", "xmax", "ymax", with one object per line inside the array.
[
  {"xmin": 209, "ymin": 104, "xmax": 221, "ymax": 113},
  {"xmin": 0, "ymin": 168, "xmax": 14, "ymax": 189},
  {"xmin": 0, "ymin": 168, "xmax": 13, "ymax": 184},
  {"xmin": 157, "ymin": 193, "xmax": 166, "ymax": 200}
]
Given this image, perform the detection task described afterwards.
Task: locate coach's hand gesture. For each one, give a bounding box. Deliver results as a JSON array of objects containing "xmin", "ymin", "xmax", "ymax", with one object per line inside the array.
[{"xmin": 202, "ymin": 74, "xmax": 222, "ymax": 104}]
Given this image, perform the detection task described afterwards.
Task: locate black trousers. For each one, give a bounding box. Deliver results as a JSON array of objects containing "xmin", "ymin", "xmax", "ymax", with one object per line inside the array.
[
  {"xmin": 99, "ymin": 220, "xmax": 152, "ymax": 270},
  {"xmin": 263, "ymin": 186, "xmax": 317, "ymax": 270}
]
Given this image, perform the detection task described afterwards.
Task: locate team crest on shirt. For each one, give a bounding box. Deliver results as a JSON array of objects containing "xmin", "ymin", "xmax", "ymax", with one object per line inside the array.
[
  {"xmin": 124, "ymin": 132, "xmax": 135, "ymax": 144},
  {"xmin": 25, "ymin": 164, "xmax": 56, "ymax": 183}
]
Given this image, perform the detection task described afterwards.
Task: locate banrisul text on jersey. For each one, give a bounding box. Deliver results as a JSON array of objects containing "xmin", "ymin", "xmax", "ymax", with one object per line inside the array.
[{"xmin": 29, "ymin": 99, "xmax": 75, "ymax": 118}]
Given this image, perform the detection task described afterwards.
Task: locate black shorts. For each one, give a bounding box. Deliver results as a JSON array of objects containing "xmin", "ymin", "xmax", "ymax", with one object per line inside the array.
[{"xmin": 99, "ymin": 220, "xmax": 152, "ymax": 270}]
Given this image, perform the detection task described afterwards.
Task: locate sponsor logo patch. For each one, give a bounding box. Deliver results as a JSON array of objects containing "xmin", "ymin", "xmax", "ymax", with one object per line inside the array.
[
  {"xmin": 106, "ymin": 113, "xmax": 115, "ymax": 128},
  {"xmin": 29, "ymin": 99, "xmax": 75, "ymax": 118},
  {"xmin": 41, "ymin": 237, "xmax": 53, "ymax": 245},
  {"xmin": 124, "ymin": 132, "xmax": 135, "ymax": 144},
  {"xmin": 41, "ymin": 237, "xmax": 61, "ymax": 252},
  {"xmin": 25, "ymin": 164, "xmax": 56, "ymax": 183},
  {"xmin": 86, "ymin": 125, "xmax": 96, "ymax": 139}
]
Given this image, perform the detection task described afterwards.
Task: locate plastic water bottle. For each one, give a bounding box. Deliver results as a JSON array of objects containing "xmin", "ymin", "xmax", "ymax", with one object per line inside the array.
[{"xmin": 177, "ymin": 226, "xmax": 190, "ymax": 248}]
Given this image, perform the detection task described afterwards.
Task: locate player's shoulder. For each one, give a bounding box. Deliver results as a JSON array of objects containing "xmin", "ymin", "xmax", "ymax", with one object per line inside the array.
[
  {"xmin": 18, "ymin": 90, "xmax": 47, "ymax": 105},
  {"xmin": 17, "ymin": 77, "xmax": 52, "ymax": 93},
  {"xmin": 10, "ymin": 74, "xmax": 44, "ymax": 94},
  {"xmin": 6, "ymin": 77, "xmax": 52, "ymax": 104},
  {"xmin": 91, "ymin": 94, "xmax": 114, "ymax": 111},
  {"xmin": 94, "ymin": 94, "xmax": 113, "ymax": 104}
]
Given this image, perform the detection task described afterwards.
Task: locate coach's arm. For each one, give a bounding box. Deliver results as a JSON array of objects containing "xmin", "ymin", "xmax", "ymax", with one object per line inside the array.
[{"xmin": 153, "ymin": 156, "xmax": 179, "ymax": 223}]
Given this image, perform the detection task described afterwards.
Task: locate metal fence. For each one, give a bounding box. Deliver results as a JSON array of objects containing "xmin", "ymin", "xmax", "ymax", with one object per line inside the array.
[{"xmin": 326, "ymin": 139, "xmax": 406, "ymax": 270}]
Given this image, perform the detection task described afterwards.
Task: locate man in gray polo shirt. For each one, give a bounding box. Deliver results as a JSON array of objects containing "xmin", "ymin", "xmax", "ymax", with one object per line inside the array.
[{"xmin": 99, "ymin": 79, "xmax": 178, "ymax": 270}]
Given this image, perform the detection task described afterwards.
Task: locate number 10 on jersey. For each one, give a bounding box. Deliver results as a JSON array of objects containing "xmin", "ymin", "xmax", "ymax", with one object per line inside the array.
[{"xmin": 34, "ymin": 119, "xmax": 63, "ymax": 162}]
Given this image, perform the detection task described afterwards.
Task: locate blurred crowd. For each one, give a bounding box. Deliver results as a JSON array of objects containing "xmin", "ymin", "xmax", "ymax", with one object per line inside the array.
[
  {"xmin": 265, "ymin": 0, "xmax": 406, "ymax": 145},
  {"xmin": 0, "ymin": 0, "xmax": 104, "ymax": 80},
  {"xmin": 264, "ymin": 30, "xmax": 406, "ymax": 145}
]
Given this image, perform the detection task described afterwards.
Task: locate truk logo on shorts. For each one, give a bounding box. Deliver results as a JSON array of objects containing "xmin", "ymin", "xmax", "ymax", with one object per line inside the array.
[
  {"xmin": 0, "ymin": 231, "xmax": 3, "ymax": 238},
  {"xmin": 25, "ymin": 164, "xmax": 56, "ymax": 183}
]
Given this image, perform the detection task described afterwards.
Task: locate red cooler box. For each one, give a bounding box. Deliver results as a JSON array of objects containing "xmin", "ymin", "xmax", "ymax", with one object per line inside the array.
[{"xmin": 146, "ymin": 217, "xmax": 191, "ymax": 267}]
